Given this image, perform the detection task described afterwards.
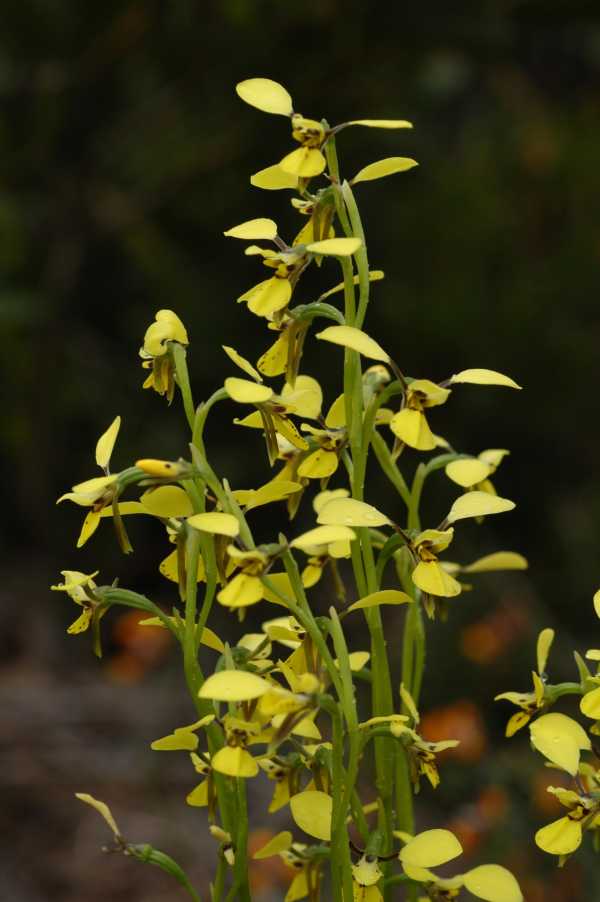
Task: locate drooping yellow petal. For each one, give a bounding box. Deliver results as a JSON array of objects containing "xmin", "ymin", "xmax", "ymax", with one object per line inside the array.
[
  {"xmin": 317, "ymin": 497, "xmax": 391, "ymax": 528},
  {"xmin": 449, "ymin": 368, "xmax": 522, "ymax": 389},
  {"xmin": 279, "ymin": 146, "xmax": 326, "ymax": 178},
  {"xmin": 445, "ymin": 458, "xmax": 492, "ymax": 488},
  {"xmin": 286, "ymin": 871, "xmax": 309, "ymax": 902},
  {"xmin": 412, "ymin": 561, "xmax": 462, "ymax": 597},
  {"xmin": 291, "ymin": 524, "xmax": 355, "ymax": 549},
  {"xmin": 399, "ymin": 828, "xmax": 463, "ymax": 868},
  {"xmin": 257, "ymin": 333, "xmax": 289, "ymax": 376},
  {"xmin": 67, "ymin": 609, "xmax": 93, "ymax": 634},
  {"xmin": 186, "ymin": 780, "xmax": 209, "ymax": 807},
  {"xmin": 325, "ymin": 393, "xmax": 346, "ymax": 428},
  {"xmin": 187, "ymin": 512, "xmax": 240, "ymax": 537},
  {"xmin": 281, "ymin": 375, "xmax": 323, "ymax": 419},
  {"xmin": 390, "ymin": 409, "xmax": 436, "ymax": 450},
  {"xmin": 198, "ymin": 670, "xmax": 271, "ymax": 702},
  {"xmin": 535, "ymin": 816, "xmax": 582, "ymax": 855},
  {"xmin": 95, "ymin": 416, "xmax": 121, "ymax": 470},
  {"xmin": 212, "ymin": 746, "xmax": 259, "ymax": 778},
  {"xmin": 306, "ymin": 237, "xmax": 362, "ymax": 256},
  {"xmin": 580, "ymin": 685, "xmax": 600, "ymax": 719},
  {"xmin": 159, "ymin": 548, "xmax": 206, "ymax": 584},
  {"xmin": 446, "ymin": 491, "xmax": 515, "ymax": 524},
  {"xmin": 290, "ymin": 790, "xmax": 332, "ymax": 841},
  {"xmin": 536, "ymin": 628, "xmax": 555, "ymax": 675},
  {"xmin": 241, "ymin": 276, "xmax": 292, "ymax": 317},
  {"xmin": 222, "ymin": 346, "xmax": 263, "ymax": 382},
  {"xmin": 239, "ymin": 480, "xmax": 303, "ymax": 511},
  {"xmin": 316, "ymin": 324, "xmax": 389, "ymax": 361},
  {"xmin": 236, "ymin": 78, "xmax": 293, "ymax": 117},
  {"xmin": 225, "ymin": 377, "xmax": 273, "ymax": 404},
  {"xmin": 140, "ymin": 486, "xmax": 193, "ymax": 518},
  {"xmin": 529, "ymin": 713, "xmax": 591, "ymax": 775},
  {"xmin": 75, "ymin": 793, "xmax": 121, "ymax": 840},
  {"xmin": 151, "ymin": 730, "xmax": 199, "ymax": 751},
  {"xmin": 463, "ymin": 552, "xmax": 528, "ymax": 573},
  {"xmin": 347, "ymin": 119, "xmax": 413, "ymax": 129},
  {"xmin": 250, "ymin": 164, "xmax": 298, "ymax": 190},
  {"xmin": 347, "ymin": 590, "xmax": 412, "ymax": 612},
  {"xmin": 297, "ymin": 449, "xmax": 338, "ymax": 479},
  {"xmin": 352, "ymin": 157, "xmax": 418, "ymax": 184},
  {"xmin": 217, "ymin": 573, "xmax": 264, "ymax": 608},
  {"xmin": 462, "ymin": 865, "xmax": 523, "ymax": 902},
  {"xmin": 224, "ymin": 218, "xmax": 278, "ymax": 240},
  {"xmin": 253, "ymin": 831, "xmax": 293, "ymax": 859}
]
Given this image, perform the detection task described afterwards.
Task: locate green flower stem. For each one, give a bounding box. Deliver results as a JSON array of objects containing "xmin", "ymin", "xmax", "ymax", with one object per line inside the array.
[
  {"xmin": 407, "ymin": 463, "xmax": 426, "ymax": 532},
  {"xmin": 184, "ymin": 528, "xmax": 204, "ymax": 696},
  {"xmin": 211, "ymin": 854, "xmax": 227, "ymax": 902},
  {"xmin": 224, "ymin": 780, "xmax": 251, "ymax": 902},
  {"xmin": 371, "ymin": 430, "xmax": 411, "ymax": 508},
  {"xmin": 324, "ymin": 135, "xmax": 353, "ymax": 238},
  {"xmin": 192, "ymin": 388, "xmax": 228, "ymax": 458},
  {"xmin": 171, "ymin": 342, "xmax": 196, "ymax": 432},
  {"xmin": 102, "ymin": 588, "xmax": 179, "ymax": 638},
  {"xmin": 340, "ymin": 182, "xmax": 370, "ymax": 329}
]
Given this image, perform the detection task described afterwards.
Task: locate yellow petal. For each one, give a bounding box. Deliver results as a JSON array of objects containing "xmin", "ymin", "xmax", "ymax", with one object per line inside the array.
[
  {"xmin": 463, "ymin": 552, "xmax": 528, "ymax": 573},
  {"xmin": 297, "ymin": 449, "xmax": 338, "ymax": 479},
  {"xmin": 76, "ymin": 511, "xmax": 101, "ymax": 548},
  {"xmin": 291, "ymin": 524, "xmax": 355, "ymax": 549},
  {"xmin": 186, "ymin": 780, "xmax": 209, "ymax": 807},
  {"xmin": 535, "ymin": 816, "xmax": 582, "ymax": 855},
  {"xmin": 348, "ymin": 651, "xmax": 370, "ymax": 671},
  {"xmin": 446, "ymin": 491, "xmax": 515, "ymax": 523},
  {"xmin": 290, "ymin": 790, "xmax": 332, "ymax": 841},
  {"xmin": 390, "ymin": 409, "xmax": 436, "ymax": 450},
  {"xmin": 225, "ymin": 377, "xmax": 273, "ymax": 404},
  {"xmin": 306, "ymin": 237, "xmax": 362, "ymax": 256},
  {"xmin": 594, "ymin": 589, "xmax": 600, "ymax": 619},
  {"xmin": 399, "ymin": 828, "xmax": 463, "ymax": 868},
  {"xmin": 412, "ymin": 561, "xmax": 462, "ymax": 597},
  {"xmin": 325, "ymin": 393, "xmax": 346, "ymax": 428},
  {"xmin": 67, "ymin": 609, "xmax": 93, "ymax": 634},
  {"xmin": 462, "ymin": 865, "xmax": 523, "ymax": 902},
  {"xmin": 212, "ymin": 746, "xmax": 259, "ymax": 778},
  {"xmin": 187, "ymin": 512, "xmax": 240, "ymax": 537},
  {"xmin": 317, "ymin": 497, "xmax": 391, "ymax": 528},
  {"xmin": 353, "ymin": 157, "xmax": 418, "ymax": 184},
  {"xmin": 286, "ymin": 871, "xmax": 309, "ymax": 902},
  {"xmin": 530, "ymin": 713, "xmax": 591, "ymax": 775},
  {"xmin": 95, "ymin": 416, "xmax": 121, "ymax": 469},
  {"xmin": 224, "ymin": 218, "xmax": 278, "ymax": 240},
  {"xmin": 140, "ymin": 486, "xmax": 193, "ymax": 518},
  {"xmin": 222, "ymin": 345, "xmax": 263, "ymax": 382},
  {"xmin": 236, "ymin": 78, "xmax": 293, "ymax": 116},
  {"xmin": 449, "ymin": 368, "xmax": 522, "ymax": 389},
  {"xmin": 257, "ymin": 333, "xmax": 289, "ymax": 376},
  {"xmin": 151, "ymin": 730, "xmax": 199, "ymax": 751},
  {"xmin": 253, "ymin": 831, "xmax": 293, "ymax": 859},
  {"xmin": 250, "ymin": 164, "xmax": 298, "ymax": 190},
  {"xmin": 242, "ymin": 276, "xmax": 292, "ymax": 317},
  {"xmin": 316, "ymin": 324, "xmax": 389, "ymax": 361},
  {"xmin": 320, "ymin": 270, "xmax": 384, "ymax": 300},
  {"xmin": 198, "ymin": 670, "xmax": 271, "ymax": 702},
  {"xmin": 580, "ymin": 685, "xmax": 600, "ymax": 720},
  {"xmin": 347, "ymin": 590, "xmax": 413, "ymax": 612},
  {"xmin": 347, "ymin": 119, "xmax": 413, "ymax": 129},
  {"xmin": 279, "ymin": 146, "xmax": 326, "ymax": 178},
  {"xmin": 75, "ymin": 793, "xmax": 121, "ymax": 839},
  {"xmin": 217, "ymin": 573, "xmax": 264, "ymax": 608},
  {"xmin": 445, "ymin": 458, "xmax": 492, "ymax": 488},
  {"xmin": 241, "ymin": 480, "xmax": 303, "ymax": 511},
  {"xmin": 281, "ymin": 375, "xmax": 323, "ymax": 419},
  {"xmin": 536, "ymin": 628, "xmax": 555, "ymax": 675},
  {"xmin": 313, "ymin": 488, "xmax": 349, "ymax": 514}
]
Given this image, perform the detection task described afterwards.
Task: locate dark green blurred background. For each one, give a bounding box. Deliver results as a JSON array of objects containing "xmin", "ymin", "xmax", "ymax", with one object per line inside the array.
[{"xmin": 3, "ymin": 1, "xmax": 600, "ymax": 899}]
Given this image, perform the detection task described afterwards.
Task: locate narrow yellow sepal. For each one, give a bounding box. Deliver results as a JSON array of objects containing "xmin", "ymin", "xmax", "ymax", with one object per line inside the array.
[
  {"xmin": 463, "ymin": 551, "xmax": 528, "ymax": 573},
  {"xmin": 316, "ymin": 325, "xmax": 389, "ymax": 362},
  {"xmin": 347, "ymin": 590, "xmax": 412, "ymax": 612},
  {"xmin": 95, "ymin": 416, "xmax": 121, "ymax": 469},
  {"xmin": 450, "ymin": 368, "xmax": 522, "ymax": 389},
  {"xmin": 347, "ymin": 119, "xmax": 413, "ymax": 129},
  {"xmin": 250, "ymin": 164, "xmax": 298, "ymax": 190},
  {"xmin": 75, "ymin": 793, "xmax": 121, "ymax": 840},
  {"xmin": 222, "ymin": 345, "xmax": 263, "ymax": 381},
  {"xmin": 291, "ymin": 524, "xmax": 355, "ymax": 549},
  {"xmin": 225, "ymin": 377, "xmax": 273, "ymax": 404},
  {"xmin": 352, "ymin": 157, "xmax": 418, "ymax": 184},
  {"xmin": 236, "ymin": 78, "xmax": 293, "ymax": 117},
  {"xmin": 253, "ymin": 831, "xmax": 293, "ymax": 859},
  {"xmin": 446, "ymin": 491, "xmax": 515, "ymax": 523}
]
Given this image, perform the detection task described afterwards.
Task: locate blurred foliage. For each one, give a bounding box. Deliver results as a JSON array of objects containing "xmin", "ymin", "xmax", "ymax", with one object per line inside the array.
[{"xmin": 3, "ymin": 1, "xmax": 600, "ymax": 899}]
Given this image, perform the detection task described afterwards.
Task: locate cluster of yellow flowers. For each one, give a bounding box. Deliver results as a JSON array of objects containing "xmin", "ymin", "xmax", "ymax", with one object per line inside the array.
[{"xmin": 53, "ymin": 77, "xmax": 596, "ymax": 901}]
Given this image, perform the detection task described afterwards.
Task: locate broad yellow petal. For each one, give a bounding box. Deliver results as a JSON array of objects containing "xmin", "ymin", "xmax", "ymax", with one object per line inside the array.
[
  {"xmin": 281, "ymin": 375, "xmax": 323, "ymax": 419},
  {"xmin": 316, "ymin": 325, "xmax": 389, "ymax": 362},
  {"xmin": 140, "ymin": 486, "xmax": 193, "ymax": 518},
  {"xmin": 242, "ymin": 276, "xmax": 292, "ymax": 317},
  {"xmin": 325, "ymin": 393, "xmax": 346, "ymax": 428},
  {"xmin": 313, "ymin": 488, "xmax": 349, "ymax": 514},
  {"xmin": 445, "ymin": 458, "xmax": 492, "ymax": 488},
  {"xmin": 463, "ymin": 551, "xmax": 527, "ymax": 573},
  {"xmin": 95, "ymin": 416, "xmax": 121, "ymax": 470},
  {"xmin": 279, "ymin": 146, "xmax": 326, "ymax": 178},
  {"xmin": 257, "ymin": 333, "xmax": 289, "ymax": 376},
  {"xmin": 224, "ymin": 218, "xmax": 278, "ymax": 240},
  {"xmin": 187, "ymin": 512, "xmax": 240, "ymax": 537},
  {"xmin": 317, "ymin": 497, "xmax": 391, "ymax": 528},
  {"xmin": 290, "ymin": 790, "xmax": 332, "ymax": 841},
  {"xmin": 186, "ymin": 780, "xmax": 209, "ymax": 807},
  {"xmin": 253, "ymin": 831, "xmax": 293, "ymax": 859},
  {"xmin": 399, "ymin": 828, "xmax": 462, "ymax": 868},
  {"xmin": 291, "ymin": 524, "xmax": 355, "ymax": 549},
  {"xmin": 297, "ymin": 449, "xmax": 338, "ymax": 479},
  {"xmin": 306, "ymin": 237, "xmax": 362, "ymax": 256},
  {"xmin": 353, "ymin": 157, "xmax": 418, "ymax": 184},
  {"xmin": 225, "ymin": 377, "xmax": 273, "ymax": 404},
  {"xmin": 217, "ymin": 573, "xmax": 264, "ymax": 608},
  {"xmin": 76, "ymin": 511, "xmax": 101, "ymax": 548},
  {"xmin": 151, "ymin": 730, "xmax": 199, "ymax": 751},
  {"xmin": 446, "ymin": 491, "xmax": 515, "ymax": 523},
  {"xmin": 347, "ymin": 590, "xmax": 412, "ymax": 612},
  {"xmin": 236, "ymin": 78, "xmax": 293, "ymax": 117},
  {"xmin": 212, "ymin": 746, "xmax": 258, "ymax": 778},
  {"xmin": 390, "ymin": 409, "xmax": 436, "ymax": 450},
  {"xmin": 412, "ymin": 561, "xmax": 462, "ymax": 597},
  {"xmin": 535, "ymin": 816, "xmax": 582, "ymax": 855},
  {"xmin": 580, "ymin": 685, "xmax": 600, "ymax": 719},
  {"xmin": 462, "ymin": 864, "xmax": 523, "ymax": 902},
  {"xmin": 198, "ymin": 670, "xmax": 271, "ymax": 702},
  {"xmin": 450, "ymin": 368, "xmax": 521, "ymax": 389},
  {"xmin": 530, "ymin": 713, "xmax": 591, "ymax": 775},
  {"xmin": 250, "ymin": 164, "xmax": 298, "ymax": 190}
]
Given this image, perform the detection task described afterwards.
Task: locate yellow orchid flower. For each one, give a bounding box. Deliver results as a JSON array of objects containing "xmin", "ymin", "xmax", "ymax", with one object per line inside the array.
[
  {"xmin": 495, "ymin": 627, "xmax": 554, "ymax": 735},
  {"xmin": 139, "ymin": 309, "xmax": 188, "ymax": 402},
  {"xmin": 390, "ymin": 380, "xmax": 450, "ymax": 451},
  {"xmin": 535, "ymin": 773, "xmax": 600, "ymax": 859},
  {"xmin": 445, "ymin": 448, "xmax": 509, "ymax": 495},
  {"xmin": 51, "ymin": 570, "xmax": 101, "ymax": 636}
]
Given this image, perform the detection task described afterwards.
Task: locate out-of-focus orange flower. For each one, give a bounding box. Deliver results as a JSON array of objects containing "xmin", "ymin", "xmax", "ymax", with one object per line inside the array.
[
  {"xmin": 248, "ymin": 829, "xmax": 290, "ymax": 894},
  {"xmin": 476, "ymin": 786, "xmax": 508, "ymax": 823},
  {"xmin": 421, "ymin": 699, "xmax": 487, "ymax": 763},
  {"xmin": 531, "ymin": 769, "xmax": 570, "ymax": 817},
  {"xmin": 460, "ymin": 601, "xmax": 530, "ymax": 664},
  {"xmin": 105, "ymin": 611, "xmax": 172, "ymax": 683}
]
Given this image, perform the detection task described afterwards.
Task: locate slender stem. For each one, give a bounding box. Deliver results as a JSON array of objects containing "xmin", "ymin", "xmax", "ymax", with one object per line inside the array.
[
  {"xmin": 371, "ymin": 431, "xmax": 411, "ymax": 508},
  {"xmin": 172, "ymin": 342, "xmax": 196, "ymax": 432},
  {"xmin": 341, "ymin": 182, "xmax": 370, "ymax": 329}
]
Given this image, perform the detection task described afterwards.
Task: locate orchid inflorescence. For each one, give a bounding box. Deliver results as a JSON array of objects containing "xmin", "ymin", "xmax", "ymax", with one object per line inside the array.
[{"xmin": 54, "ymin": 75, "xmax": 599, "ymax": 901}]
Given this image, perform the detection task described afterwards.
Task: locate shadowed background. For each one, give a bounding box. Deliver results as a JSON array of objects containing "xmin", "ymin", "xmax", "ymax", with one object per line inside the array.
[{"xmin": 2, "ymin": 1, "xmax": 600, "ymax": 899}]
